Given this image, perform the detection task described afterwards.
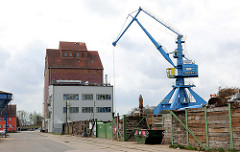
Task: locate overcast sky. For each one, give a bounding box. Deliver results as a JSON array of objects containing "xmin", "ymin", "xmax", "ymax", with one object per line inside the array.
[{"xmin": 0, "ymin": 0, "xmax": 239, "ymax": 115}]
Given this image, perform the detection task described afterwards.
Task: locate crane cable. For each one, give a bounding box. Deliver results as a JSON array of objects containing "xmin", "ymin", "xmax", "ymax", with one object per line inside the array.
[
  {"xmin": 112, "ymin": 46, "xmax": 116, "ymax": 115},
  {"xmin": 116, "ymin": 9, "xmax": 138, "ymax": 40},
  {"xmin": 112, "ymin": 9, "xmax": 138, "ymax": 116},
  {"xmin": 116, "ymin": 15, "xmax": 130, "ymax": 39}
]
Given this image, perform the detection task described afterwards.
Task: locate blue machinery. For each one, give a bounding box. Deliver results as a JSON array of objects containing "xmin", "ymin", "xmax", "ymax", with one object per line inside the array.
[
  {"xmin": 112, "ymin": 8, "xmax": 206, "ymax": 114},
  {"xmin": 0, "ymin": 91, "xmax": 13, "ymax": 136}
]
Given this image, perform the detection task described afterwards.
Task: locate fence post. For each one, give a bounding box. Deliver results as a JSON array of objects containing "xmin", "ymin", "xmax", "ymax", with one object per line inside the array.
[
  {"xmin": 117, "ymin": 115, "xmax": 119, "ymax": 139},
  {"xmin": 95, "ymin": 119, "xmax": 98, "ymax": 138},
  {"xmin": 112, "ymin": 118, "xmax": 123, "ymax": 140},
  {"xmin": 170, "ymin": 112, "xmax": 173, "ymax": 145},
  {"xmin": 228, "ymin": 103, "xmax": 234, "ymax": 149},
  {"xmin": 152, "ymin": 115, "xmax": 154, "ymax": 128},
  {"xmin": 145, "ymin": 116, "xmax": 150, "ymax": 129},
  {"xmin": 204, "ymin": 106, "xmax": 209, "ymax": 150},
  {"xmin": 162, "ymin": 114, "xmax": 164, "ymax": 129},
  {"xmin": 185, "ymin": 109, "xmax": 189, "ymax": 147},
  {"xmin": 123, "ymin": 115, "xmax": 127, "ymax": 141}
]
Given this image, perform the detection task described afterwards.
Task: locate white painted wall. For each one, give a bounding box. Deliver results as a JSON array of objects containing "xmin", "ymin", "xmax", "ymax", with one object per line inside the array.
[{"xmin": 48, "ymin": 85, "xmax": 113, "ymax": 133}]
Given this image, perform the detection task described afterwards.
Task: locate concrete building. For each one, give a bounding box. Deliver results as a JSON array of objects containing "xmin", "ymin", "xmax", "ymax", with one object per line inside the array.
[
  {"xmin": 43, "ymin": 41, "xmax": 113, "ymax": 133},
  {"xmin": 48, "ymin": 84, "xmax": 113, "ymax": 133}
]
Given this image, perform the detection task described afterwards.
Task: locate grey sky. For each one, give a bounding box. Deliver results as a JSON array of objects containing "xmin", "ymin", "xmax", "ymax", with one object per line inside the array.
[{"xmin": 0, "ymin": 0, "xmax": 239, "ymax": 115}]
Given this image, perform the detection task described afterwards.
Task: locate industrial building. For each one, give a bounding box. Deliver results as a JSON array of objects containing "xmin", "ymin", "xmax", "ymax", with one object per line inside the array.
[
  {"xmin": 43, "ymin": 41, "xmax": 113, "ymax": 133},
  {"xmin": 0, "ymin": 104, "xmax": 17, "ymax": 132}
]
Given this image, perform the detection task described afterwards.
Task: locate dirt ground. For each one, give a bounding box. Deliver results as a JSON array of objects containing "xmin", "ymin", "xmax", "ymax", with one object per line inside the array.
[{"xmin": 0, "ymin": 131, "xmax": 196, "ymax": 152}]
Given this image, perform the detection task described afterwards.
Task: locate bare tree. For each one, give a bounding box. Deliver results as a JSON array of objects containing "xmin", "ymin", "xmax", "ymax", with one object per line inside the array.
[{"xmin": 17, "ymin": 110, "xmax": 42, "ymax": 127}]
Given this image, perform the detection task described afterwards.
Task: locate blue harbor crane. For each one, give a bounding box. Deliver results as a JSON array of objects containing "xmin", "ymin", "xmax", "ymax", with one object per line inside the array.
[{"xmin": 112, "ymin": 7, "xmax": 206, "ymax": 114}]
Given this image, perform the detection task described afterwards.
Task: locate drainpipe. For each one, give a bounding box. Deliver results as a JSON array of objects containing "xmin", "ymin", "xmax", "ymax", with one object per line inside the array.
[
  {"xmin": 5, "ymin": 104, "xmax": 8, "ymax": 138},
  {"xmin": 49, "ymin": 67, "xmax": 52, "ymax": 85},
  {"xmin": 52, "ymin": 86, "xmax": 54, "ymax": 133}
]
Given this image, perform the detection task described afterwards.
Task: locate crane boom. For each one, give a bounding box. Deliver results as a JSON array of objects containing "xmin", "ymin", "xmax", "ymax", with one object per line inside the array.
[{"xmin": 112, "ymin": 7, "xmax": 175, "ymax": 67}]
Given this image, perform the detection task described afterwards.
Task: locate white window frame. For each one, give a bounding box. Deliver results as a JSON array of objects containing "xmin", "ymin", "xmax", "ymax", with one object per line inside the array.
[
  {"xmin": 63, "ymin": 94, "xmax": 79, "ymax": 100},
  {"xmin": 82, "ymin": 94, "xmax": 93, "ymax": 100},
  {"xmin": 96, "ymin": 94, "xmax": 111, "ymax": 100}
]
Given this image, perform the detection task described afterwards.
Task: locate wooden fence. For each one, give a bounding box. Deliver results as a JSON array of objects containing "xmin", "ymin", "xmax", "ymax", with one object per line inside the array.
[{"xmin": 148, "ymin": 104, "xmax": 240, "ymax": 150}]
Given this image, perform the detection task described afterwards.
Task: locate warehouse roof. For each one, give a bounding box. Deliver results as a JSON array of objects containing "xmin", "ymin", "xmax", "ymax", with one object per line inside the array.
[
  {"xmin": 46, "ymin": 42, "xmax": 103, "ymax": 70},
  {"xmin": 59, "ymin": 41, "xmax": 87, "ymax": 51}
]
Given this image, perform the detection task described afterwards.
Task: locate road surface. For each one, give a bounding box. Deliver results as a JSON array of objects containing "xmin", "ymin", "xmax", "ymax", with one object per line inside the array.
[{"xmin": 0, "ymin": 131, "xmax": 195, "ymax": 152}]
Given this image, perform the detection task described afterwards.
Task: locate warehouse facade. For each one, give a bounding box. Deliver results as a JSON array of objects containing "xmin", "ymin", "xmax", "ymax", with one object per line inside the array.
[
  {"xmin": 43, "ymin": 41, "xmax": 112, "ymax": 133},
  {"xmin": 47, "ymin": 84, "xmax": 113, "ymax": 133}
]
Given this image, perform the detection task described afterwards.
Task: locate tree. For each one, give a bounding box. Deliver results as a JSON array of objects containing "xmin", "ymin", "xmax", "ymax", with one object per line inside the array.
[
  {"xmin": 128, "ymin": 105, "xmax": 156, "ymax": 116},
  {"xmin": 17, "ymin": 110, "xmax": 42, "ymax": 127},
  {"xmin": 17, "ymin": 110, "xmax": 29, "ymax": 127},
  {"xmin": 30, "ymin": 111, "xmax": 42, "ymax": 126}
]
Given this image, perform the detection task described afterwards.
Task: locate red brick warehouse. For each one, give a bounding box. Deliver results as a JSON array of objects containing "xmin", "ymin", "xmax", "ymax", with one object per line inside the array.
[{"xmin": 43, "ymin": 41, "xmax": 104, "ymax": 129}]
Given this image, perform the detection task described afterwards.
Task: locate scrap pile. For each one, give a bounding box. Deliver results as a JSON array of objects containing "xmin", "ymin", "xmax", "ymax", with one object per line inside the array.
[{"xmin": 208, "ymin": 87, "xmax": 240, "ymax": 107}]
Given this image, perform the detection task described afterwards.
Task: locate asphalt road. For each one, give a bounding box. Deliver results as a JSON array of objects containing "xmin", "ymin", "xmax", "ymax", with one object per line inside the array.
[
  {"xmin": 0, "ymin": 131, "xmax": 73, "ymax": 152},
  {"xmin": 0, "ymin": 131, "xmax": 195, "ymax": 152}
]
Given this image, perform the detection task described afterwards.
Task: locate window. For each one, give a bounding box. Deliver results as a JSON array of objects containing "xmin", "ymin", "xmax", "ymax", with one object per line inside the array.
[
  {"xmin": 76, "ymin": 52, "xmax": 80, "ymax": 57},
  {"xmin": 82, "ymin": 107, "xmax": 93, "ymax": 113},
  {"xmin": 3, "ymin": 125, "xmax": 6, "ymax": 128},
  {"xmin": 9, "ymin": 124, "xmax": 13, "ymax": 128},
  {"xmin": 96, "ymin": 94, "xmax": 111, "ymax": 100},
  {"xmin": 69, "ymin": 52, "xmax": 72, "ymax": 57},
  {"xmin": 96, "ymin": 107, "xmax": 111, "ymax": 113},
  {"xmin": 9, "ymin": 118, "xmax": 11, "ymax": 121},
  {"xmin": 70, "ymin": 107, "xmax": 79, "ymax": 113},
  {"xmin": 63, "ymin": 107, "xmax": 79, "ymax": 113},
  {"xmin": 82, "ymin": 94, "xmax": 93, "ymax": 100},
  {"xmin": 63, "ymin": 94, "xmax": 79, "ymax": 100},
  {"xmin": 0, "ymin": 125, "xmax": 1, "ymax": 128},
  {"xmin": 64, "ymin": 52, "xmax": 67, "ymax": 57}
]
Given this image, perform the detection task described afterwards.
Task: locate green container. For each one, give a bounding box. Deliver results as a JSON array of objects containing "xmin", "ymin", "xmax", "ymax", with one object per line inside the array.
[
  {"xmin": 134, "ymin": 129, "xmax": 164, "ymax": 144},
  {"xmin": 96, "ymin": 122, "xmax": 113, "ymax": 139}
]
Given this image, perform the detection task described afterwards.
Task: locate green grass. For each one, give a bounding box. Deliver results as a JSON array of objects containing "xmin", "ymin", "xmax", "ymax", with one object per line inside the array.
[
  {"xmin": 169, "ymin": 144, "xmax": 238, "ymax": 152},
  {"xmin": 50, "ymin": 133, "xmax": 62, "ymax": 135}
]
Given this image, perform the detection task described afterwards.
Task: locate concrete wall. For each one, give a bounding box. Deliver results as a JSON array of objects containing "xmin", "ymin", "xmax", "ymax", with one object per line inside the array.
[{"xmin": 49, "ymin": 85, "xmax": 113, "ymax": 133}]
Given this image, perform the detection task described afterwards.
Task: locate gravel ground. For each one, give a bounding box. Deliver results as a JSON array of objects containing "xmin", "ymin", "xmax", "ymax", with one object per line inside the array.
[{"xmin": 0, "ymin": 131, "xmax": 197, "ymax": 152}]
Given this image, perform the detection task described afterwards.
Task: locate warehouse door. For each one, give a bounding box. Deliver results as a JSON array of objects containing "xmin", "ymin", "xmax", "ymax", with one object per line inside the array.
[{"xmin": 97, "ymin": 122, "xmax": 112, "ymax": 139}]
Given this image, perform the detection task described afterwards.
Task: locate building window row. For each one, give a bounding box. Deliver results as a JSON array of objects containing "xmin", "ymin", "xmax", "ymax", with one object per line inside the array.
[
  {"xmin": 0, "ymin": 118, "xmax": 12, "ymax": 121},
  {"xmin": 63, "ymin": 107, "xmax": 79, "ymax": 113},
  {"xmin": 63, "ymin": 94, "xmax": 111, "ymax": 101},
  {"xmin": 82, "ymin": 107, "xmax": 93, "ymax": 113},
  {"xmin": 96, "ymin": 107, "xmax": 112, "ymax": 113},
  {"xmin": 96, "ymin": 94, "xmax": 111, "ymax": 100},
  {"xmin": 63, "ymin": 107, "xmax": 111, "ymax": 113},
  {"xmin": 82, "ymin": 94, "xmax": 93, "ymax": 100},
  {"xmin": 63, "ymin": 94, "xmax": 79, "ymax": 100},
  {"xmin": 62, "ymin": 51, "xmax": 87, "ymax": 58}
]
